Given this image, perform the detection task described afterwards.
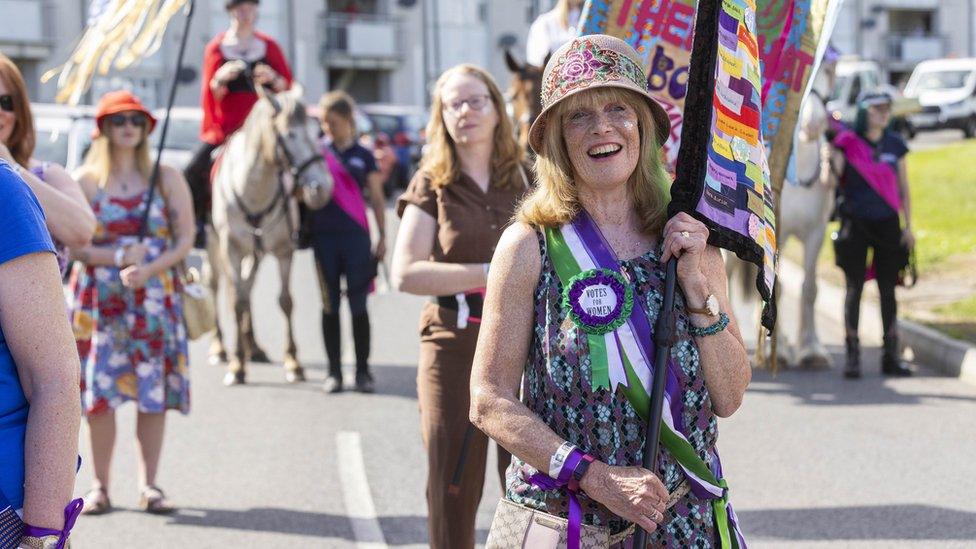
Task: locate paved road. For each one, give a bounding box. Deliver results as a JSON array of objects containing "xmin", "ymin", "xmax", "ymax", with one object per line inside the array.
[{"xmin": 70, "ymin": 209, "xmax": 976, "ymax": 548}]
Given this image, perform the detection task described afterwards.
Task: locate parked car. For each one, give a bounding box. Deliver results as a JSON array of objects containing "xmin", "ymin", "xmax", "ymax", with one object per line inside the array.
[
  {"xmin": 32, "ymin": 103, "xmax": 203, "ymax": 172},
  {"xmin": 903, "ymin": 57, "xmax": 976, "ymax": 137},
  {"xmin": 359, "ymin": 104, "xmax": 427, "ymax": 191},
  {"xmin": 31, "ymin": 103, "xmax": 95, "ymax": 171},
  {"xmin": 827, "ymin": 59, "xmax": 918, "ymax": 138}
]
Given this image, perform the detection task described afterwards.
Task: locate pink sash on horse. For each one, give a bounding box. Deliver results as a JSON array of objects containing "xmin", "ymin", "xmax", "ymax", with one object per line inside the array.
[
  {"xmin": 833, "ymin": 130, "xmax": 903, "ymax": 213},
  {"xmin": 321, "ymin": 143, "xmax": 370, "ymax": 233}
]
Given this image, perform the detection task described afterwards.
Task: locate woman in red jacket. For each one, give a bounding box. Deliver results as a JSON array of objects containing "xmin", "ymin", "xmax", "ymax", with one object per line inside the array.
[{"xmin": 184, "ymin": 0, "xmax": 292, "ymax": 246}]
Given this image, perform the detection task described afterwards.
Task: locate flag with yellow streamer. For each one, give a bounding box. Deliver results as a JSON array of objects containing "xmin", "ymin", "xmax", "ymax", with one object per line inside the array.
[{"xmin": 41, "ymin": 0, "xmax": 189, "ymax": 105}]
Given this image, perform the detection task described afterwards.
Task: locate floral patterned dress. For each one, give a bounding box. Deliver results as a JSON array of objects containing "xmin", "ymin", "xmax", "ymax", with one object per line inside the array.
[
  {"xmin": 506, "ymin": 231, "xmax": 720, "ymax": 547},
  {"xmin": 67, "ymin": 188, "xmax": 190, "ymax": 416}
]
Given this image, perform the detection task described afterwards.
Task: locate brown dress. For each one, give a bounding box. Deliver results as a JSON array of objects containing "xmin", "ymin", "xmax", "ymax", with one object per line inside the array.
[{"xmin": 396, "ymin": 167, "xmax": 526, "ymax": 549}]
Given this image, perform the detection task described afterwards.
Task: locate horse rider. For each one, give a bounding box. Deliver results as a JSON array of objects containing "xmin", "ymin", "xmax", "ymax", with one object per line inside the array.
[{"xmin": 183, "ymin": 0, "xmax": 292, "ymax": 248}]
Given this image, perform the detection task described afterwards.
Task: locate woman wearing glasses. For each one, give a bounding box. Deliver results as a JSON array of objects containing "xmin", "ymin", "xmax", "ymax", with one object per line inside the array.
[
  {"xmin": 0, "ymin": 53, "xmax": 95, "ymax": 274},
  {"xmin": 67, "ymin": 90, "xmax": 196, "ymax": 515},
  {"xmin": 391, "ymin": 64, "xmax": 526, "ymax": 549}
]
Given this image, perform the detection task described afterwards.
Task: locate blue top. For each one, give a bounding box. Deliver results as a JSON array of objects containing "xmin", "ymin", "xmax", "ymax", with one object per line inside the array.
[
  {"xmin": 0, "ymin": 159, "xmax": 55, "ymax": 510},
  {"xmin": 839, "ymin": 130, "xmax": 908, "ymax": 221},
  {"xmin": 310, "ymin": 141, "xmax": 378, "ymax": 234}
]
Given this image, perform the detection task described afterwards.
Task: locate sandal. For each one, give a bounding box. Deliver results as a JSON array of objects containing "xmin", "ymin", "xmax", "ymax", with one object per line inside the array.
[
  {"xmin": 81, "ymin": 486, "xmax": 111, "ymax": 515},
  {"xmin": 139, "ymin": 485, "xmax": 176, "ymax": 515}
]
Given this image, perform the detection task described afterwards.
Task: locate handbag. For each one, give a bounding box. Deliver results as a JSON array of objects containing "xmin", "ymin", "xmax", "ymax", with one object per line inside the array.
[
  {"xmin": 485, "ymin": 499, "xmax": 629, "ymax": 549},
  {"xmin": 178, "ymin": 263, "xmax": 216, "ymax": 340},
  {"xmin": 485, "ymin": 481, "xmax": 689, "ymax": 548},
  {"xmin": 139, "ymin": 169, "xmax": 217, "ymax": 341}
]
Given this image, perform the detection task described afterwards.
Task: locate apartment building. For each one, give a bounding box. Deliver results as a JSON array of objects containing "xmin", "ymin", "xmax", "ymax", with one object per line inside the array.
[
  {"xmin": 832, "ymin": 0, "xmax": 975, "ymax": 86},
  {"xmin": 0, "ymin": 0, "xmax": 540, "ymax": 109}
]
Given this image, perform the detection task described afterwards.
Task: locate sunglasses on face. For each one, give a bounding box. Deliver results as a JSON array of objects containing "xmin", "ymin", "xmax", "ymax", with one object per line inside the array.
[
  {"xmin": 108, "ymin": 113, "xmax": 147, "ymax": 128},
  {"xmin": 0, "ymin": 95, "xmax": 13, "ymax": 113}
]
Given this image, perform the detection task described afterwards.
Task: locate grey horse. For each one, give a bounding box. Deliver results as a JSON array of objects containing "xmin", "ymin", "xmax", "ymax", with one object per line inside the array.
[{"xmin": 209, "ymin": 84, "xmax": 332, "ymax": 386}]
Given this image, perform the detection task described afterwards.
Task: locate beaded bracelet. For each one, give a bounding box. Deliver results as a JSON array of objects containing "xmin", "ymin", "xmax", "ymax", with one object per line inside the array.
[{"xmin": 689, "ymin": 312, "xmax": 729, "ymax": 338}]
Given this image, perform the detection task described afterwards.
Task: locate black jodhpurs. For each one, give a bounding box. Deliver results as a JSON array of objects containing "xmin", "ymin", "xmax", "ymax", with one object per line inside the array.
[
  {"xmin": 833, "ymin": 214, "xmax": 906, "ymax": 339},
  {"xmin": 312, "ymin": 230, "xmax": 375, "ymax": 376}
]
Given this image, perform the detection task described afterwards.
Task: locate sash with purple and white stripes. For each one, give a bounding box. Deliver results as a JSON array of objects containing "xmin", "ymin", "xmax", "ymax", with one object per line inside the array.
[{"xmin": 545, "ymin": 210, "xmax": 746, "ymax": 548}]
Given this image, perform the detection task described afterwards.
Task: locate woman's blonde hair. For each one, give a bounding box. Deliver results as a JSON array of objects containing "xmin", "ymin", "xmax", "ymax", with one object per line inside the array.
[
  {"xmin": 82, "ymin": 123, "xmax": 153, "ymax": 187},
  {"xmin": 517, "ymin": 87, "xmax": 672, "ymax": 236},
  {"xmin": 556, "ymin": 0, "xmax": 574, "ymax": 30},
  {"xmin": 419, "ymin": 64, "xmax": 524, "ymax": 189}
]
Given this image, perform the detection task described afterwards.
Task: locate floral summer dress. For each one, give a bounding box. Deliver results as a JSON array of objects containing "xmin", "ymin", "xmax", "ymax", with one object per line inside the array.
[
  {"xmin": 67, "ymin": 189, "xmax": 190, "ymax": 415},
  {"xmin": 506, "ymin": 231, "xmax": 721, "ymax": 547}
]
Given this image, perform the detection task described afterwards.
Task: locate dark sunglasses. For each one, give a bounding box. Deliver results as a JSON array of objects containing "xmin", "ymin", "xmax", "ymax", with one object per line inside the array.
[
  {"xmin": 107, "ymin": 113, "xmax": 148, "ymax": 128},
  {"xmin": 0, "ymin": 94, "xmax": 13, "ymax": 113}
]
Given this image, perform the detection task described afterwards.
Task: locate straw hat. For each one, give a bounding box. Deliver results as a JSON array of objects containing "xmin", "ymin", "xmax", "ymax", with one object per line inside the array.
[{"xmin": 528, "ymin": 34, "xmax": 671, "ymax": 155}]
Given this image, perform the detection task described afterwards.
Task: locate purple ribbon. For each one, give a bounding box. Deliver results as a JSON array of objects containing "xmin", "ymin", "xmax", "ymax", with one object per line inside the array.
[
  {"xmin": 529, "ymin": 449, "xmax": 587, "ymax": 549},
  {"xmin": 23, "ymin": 497, "xmax": 83, "ymax": 549},
  {"xmin": 572, "ymin": 210, "xmax": 685, "ymax": 431}
]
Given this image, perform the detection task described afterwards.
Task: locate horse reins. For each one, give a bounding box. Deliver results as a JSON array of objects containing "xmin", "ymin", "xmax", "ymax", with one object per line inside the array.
[{"xmin": 228, "ymin": 124, "xmax": 323, "ymax": 252}]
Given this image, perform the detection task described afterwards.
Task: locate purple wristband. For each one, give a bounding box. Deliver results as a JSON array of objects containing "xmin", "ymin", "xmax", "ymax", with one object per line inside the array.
[{"xmin": 23, "ymin": 498, "xmax": 83, "ymax": 549}]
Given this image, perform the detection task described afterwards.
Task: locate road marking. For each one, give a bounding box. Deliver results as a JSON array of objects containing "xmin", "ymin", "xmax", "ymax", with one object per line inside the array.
[{"xmin": 337, "ymin": 431, "xmax": 389, "ymax": 549}]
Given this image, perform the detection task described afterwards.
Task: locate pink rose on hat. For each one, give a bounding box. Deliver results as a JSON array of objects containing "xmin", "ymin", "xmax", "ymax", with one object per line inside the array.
[{"xmin": 560, "ymin": 48, "xmax": 607, "ymax": 83}]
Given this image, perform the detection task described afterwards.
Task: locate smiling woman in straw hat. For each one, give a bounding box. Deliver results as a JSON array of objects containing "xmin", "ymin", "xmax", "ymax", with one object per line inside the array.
[{"xmin": 470, "ymin": 35, "xmax": 751, "ymax": 547}]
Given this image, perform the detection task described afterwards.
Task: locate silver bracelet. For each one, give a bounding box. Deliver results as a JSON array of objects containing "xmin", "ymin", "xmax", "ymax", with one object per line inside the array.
[{"xmin": 113, "ymin": 247, "xmax": 126, "ymax": 267}]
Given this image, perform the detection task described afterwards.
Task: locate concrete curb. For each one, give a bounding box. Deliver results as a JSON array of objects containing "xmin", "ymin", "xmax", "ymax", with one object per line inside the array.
[{"xmin": 778, "ymin": 258, "xmax": 976, "ymax": 384}]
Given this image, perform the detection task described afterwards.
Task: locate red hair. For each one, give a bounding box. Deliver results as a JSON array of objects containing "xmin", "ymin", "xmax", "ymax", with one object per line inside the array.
[{"xmin": 0, "ymin": 53, "xmax": 35, "ymax": 168}]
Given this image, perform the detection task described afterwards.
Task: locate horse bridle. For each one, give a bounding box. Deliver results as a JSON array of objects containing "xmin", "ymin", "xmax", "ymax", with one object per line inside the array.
[{"xmin": 230, "ymin": 94, "xmax": 323, "ymax": 250}]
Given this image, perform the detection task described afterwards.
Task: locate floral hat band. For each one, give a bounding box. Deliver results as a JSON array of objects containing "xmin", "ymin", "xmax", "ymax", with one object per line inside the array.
[{"xmin": 529, "ymin": 34, "xmax": 671, "ymax": 155}]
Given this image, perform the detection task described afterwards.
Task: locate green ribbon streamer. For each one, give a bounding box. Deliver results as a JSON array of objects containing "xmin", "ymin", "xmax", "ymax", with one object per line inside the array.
[
  {"xmin": 547, "ymin": 226, "xmax": 736, "ymax": 547},
  {"xmin": 587, "ymin": 333, "xmax": 610, "ymax": 392}
]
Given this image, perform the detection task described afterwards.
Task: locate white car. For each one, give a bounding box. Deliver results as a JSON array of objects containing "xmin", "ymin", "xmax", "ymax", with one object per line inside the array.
[
  {"xmin": 904, "ymin": 58, "xmax": 976, "ymax": 137},
  {"xmin": 31, "ymin": 103, "xmax": 202, "ymax": 172},
  {"xmin": 32, "ymin": 103, "xmax": 95, "ymax": 171}
]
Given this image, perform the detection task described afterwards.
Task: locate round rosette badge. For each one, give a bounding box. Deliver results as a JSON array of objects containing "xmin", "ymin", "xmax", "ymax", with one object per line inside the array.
[{"xmin": 562, "ymin": 268, "xmax": 634, "ymax": 335}]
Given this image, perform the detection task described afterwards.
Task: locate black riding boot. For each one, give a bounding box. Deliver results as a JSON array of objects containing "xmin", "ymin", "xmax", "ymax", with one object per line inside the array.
[
  {"xmin": 844, "ymin": 336, "xmax": 861, "ymax": 379},
  {"xmin": 881, "ymin": 331, "xmax": 912, "ymax": 377},
  {"xmin": 322, "ymin": 312, "xmax": 343, "ymax": 392},
  {"xmin": 352, "ymin": 313, "xmax": 374, "ymax": 393}
]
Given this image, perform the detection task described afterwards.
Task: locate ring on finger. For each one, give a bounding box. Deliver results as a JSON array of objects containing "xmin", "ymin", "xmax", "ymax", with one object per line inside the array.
[{"xmin": 680, "ymin": 230, "xmax": 691, "ymax": 239}]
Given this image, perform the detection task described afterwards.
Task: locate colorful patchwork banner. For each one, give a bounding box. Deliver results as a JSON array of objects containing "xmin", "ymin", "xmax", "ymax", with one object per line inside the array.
[
  {"xmin": 668, "ymin": 0, "xmax": 778, "ymax": 329},
  {"xmin": 579, "ymin": 0, "xmax": 840, "ymax": 329}
]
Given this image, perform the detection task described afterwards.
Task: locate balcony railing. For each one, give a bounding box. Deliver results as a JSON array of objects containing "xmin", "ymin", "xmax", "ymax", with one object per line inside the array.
[
  {"xmin": 885, "ymin": 34, "xmax": 947, "ymax": 65},
  {"xmin": 320, "ymin": 13, "xmax": 403, "ymax": 67}
]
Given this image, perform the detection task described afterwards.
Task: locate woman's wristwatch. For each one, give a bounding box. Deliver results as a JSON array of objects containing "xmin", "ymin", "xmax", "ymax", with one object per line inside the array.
[{"xmin": 687, "ymin": 293, "xmax": 720, "ymax": 317}]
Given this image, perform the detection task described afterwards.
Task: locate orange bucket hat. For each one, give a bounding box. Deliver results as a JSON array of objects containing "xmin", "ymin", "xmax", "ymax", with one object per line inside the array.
[{"xmin": 93, "ymin": 90, "xmax": 157, "ymax": 137}]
